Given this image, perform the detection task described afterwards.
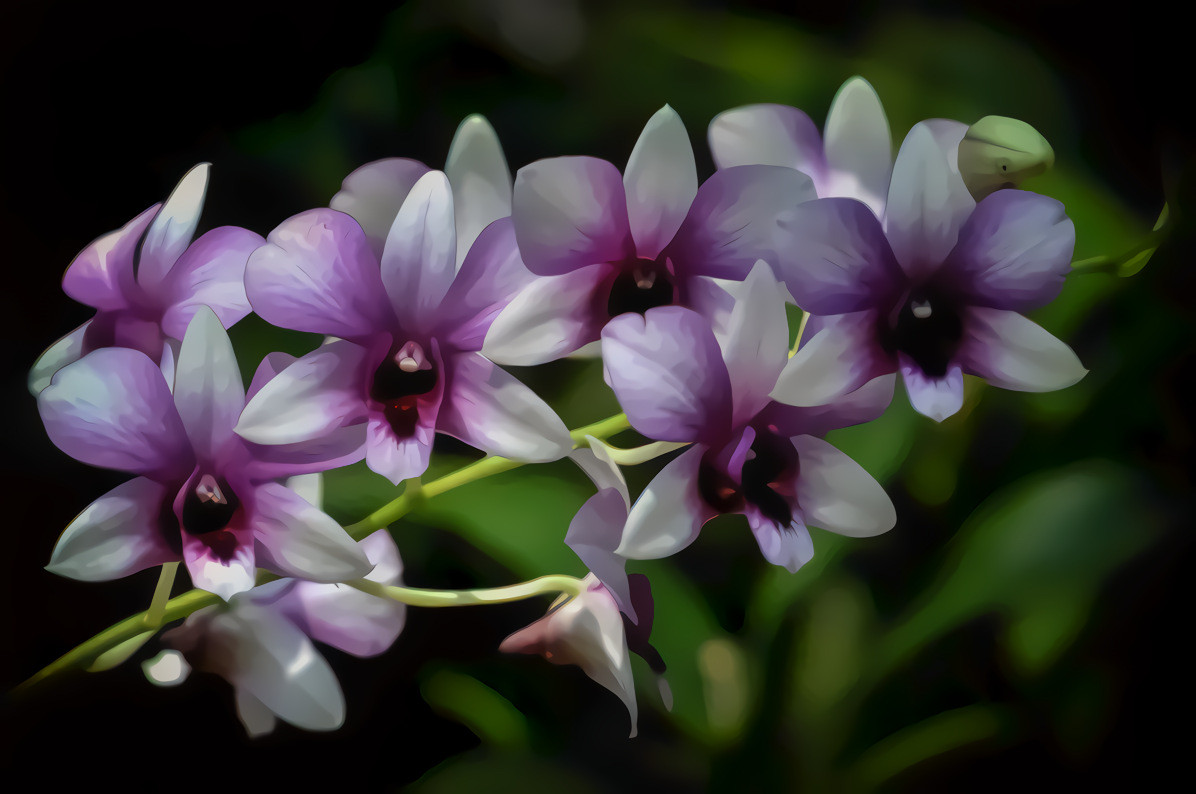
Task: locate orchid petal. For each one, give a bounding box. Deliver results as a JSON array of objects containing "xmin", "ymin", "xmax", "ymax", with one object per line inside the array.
[
  {"xmin": 792, "ymin": 434, "xmax": 896, "ymax": 537},
  {"xmin": 381, "ymin": 170, "xmax": 457, "ymax": 328},
  {"xmin": 446, "ymin": 114, "xmax": 512, "ymax": 262},
  {"xmin": 747, "ymin": 512, "xmax": 815, "ymax": 573},
  {"xmin": 436, "ymin": 218, "xmax": 534, "ymax": 351},
  {"xmin": 959, "ymin": 307, "xmax": 1087, "ymax": 392},
  {"xmin": 160, "ymin": 226, "xmax": 261, "ymax": 339},
  {"xmin": 566, "ymin": 489, "xmax": 635, "ymax": 619},
  {"xmin": 137, "ymin": 163, "xmax": 209, "ymax": 289},
  {"xmin": 710, "ymin": 261, "xmax": 790, "ymax": 425},
  {"xmin": 173, "ymin": 307, "xmax": 245, "ymax": 462},
  {"xmin": 823, "ymin": 76, "xmax": 892, "ymax": 216},
  {"xmin": 482, "ymin": 264, "xmax": 608, "ymax": 365},
  {"xmin": 707, "ymin": 103, "xmax": 825, "ymax": 176},
  {"xmin": 29, "ymin": 321, "xmax": 89, "ymax": 396},
  {"xmin": 62, "ymin": 204, "xmax": 158, "ymax": 310},
  {"xmin": 617, "ymin": 445, "xmax": 714, "ymax": 559},
  {"xmin": 899, "ymin": 355, "xmax": 965, "ymax": 422},
  {"xmin": 771, "ymin": 311, "xmax": 892, "ymax": 407},
  {"xmin": 624, "ymin": 105, "xmax": 698, "ymax": 259},
  {"xmin": 182, "ymin": 526, "xmax": 256, "ymax": 601},
  {"xmin": 250, "ymin": 482, "xmax": 372, "ymax": 583},
  {"xmin": 330, "ymin": 157, "xmax": 431, "ymax": 260},
  {"xmin": 366, "ymin": 416, "xmax": 434, "ymax": 485}
]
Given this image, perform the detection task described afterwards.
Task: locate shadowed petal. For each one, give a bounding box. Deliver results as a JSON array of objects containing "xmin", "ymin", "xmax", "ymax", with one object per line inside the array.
[
  {"xmin": 747, "ymin": 512, "xmax": 815, "ymax": 573},
  {"xmin": 182, "ymin": 526, "xmax": 256, "ymax": 601},
  {"xmin": 446, "ymin": 114, "xmax": 512, "ymax": 263},
  {"xmin": 958, "ymin": 307, "xmax": 1086, "ymax": 392},
  {"xmin": 772, "ymin": 311, "xmax": 892, "ymax": 408},
  {"xmin": 330, "ymin": 157, "xmax": 431, "ymax": 259},
  {"xmin": 62, "ymin": 204, "xmax": 158, "ymax": 310},
  {"xmin": 29, "ymin": 321, "xmax": 90, "ymax": 395},
  {"xmin": 513, "ymin": 156, "xmax": 634, "ymax": 275},
  {"xmin": 482, "ymin": 264, "xmax": 608, "ymax": 365},
  {"xmin": 900, "ymin": 355, "xmax": 964, "ymax": 422},
  {"xmin": 381, "ymin": 171, "xmax": 457, "ymax": 329},
  {"xmin": 173, "ymin": 308, "xmax": 245, "ymax": 462},
  {"xmin": 39, "ymin": 347, "xmax": 192, "ymax": 478},
  {"xmin": 602, "ymin": 307, "xmax": 733, "ymax": 443},
  {"xmin": 624, "ymin": 105, "xmax": 698, "ymax": 259},
  {"xmin": 160, "ymin": 226, "xmax": 262, "ymax": 339},
  {"xmin": 763, "ymin": 373, "xmax": 896, "ymax": 437},
  {"xmin": 823, "ymin": 76, "xmax": 892, "ymax": 216},
  {"xmin": 708, "ymin": 103, "xmax": 825, "ymax": 176},
  {"xmin": 436, "ymin": 218, "xmax": 535, "ymax": 351},
  {"xmin": 366, "ymin": 416, "xmax": 434, "ymax": 485},
  {"xmin": 137, "ymin": 163, "xmax": 209, "ymax": 289},
  {"xmin": 250, "ymin": 482, "xmax": 372, "ymax": 583},
  {"xmin": 792, "ymin": 434, "xmax": 896, "ymax": 537},
  {"xmin": 618, "ymin": 445, "xmax": 714, "ymax": 559},
  {"xmin": 47, "ymin": 477, "xmax": 177, "ymax": 581},
  {"xmin": 566, "ymin": 489, "xmax": 635, "ymax": 619}
]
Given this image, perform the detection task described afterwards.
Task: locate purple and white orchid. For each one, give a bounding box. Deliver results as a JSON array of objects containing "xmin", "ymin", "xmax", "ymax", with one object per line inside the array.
[
  {"xmin": 29, "ymin": 163, "xmax": 260, "ymax": 394},
  {"xmin": 237, "ymin": 169, "xmax": 572, "ymax": 484},
  {"xmin": 775, "ymin": 120, "xmax": 1085, "ymax": 422},
  {"xmin": 38, "ymin": 307, "xmax": 372, "ymax": 600},
  {"xmin": 709, "ymin": 76, "xmax": 893, "ymax": 217},
  {"xmin": 481, "ymin": 104, "xmax": 817, "ymax": 366},
  {"xmin": 602, "ymin": 263, "xmax": 897, "ymax": 572},
  {"xmin": 152, "ymin": 527, "xmax": 406, "ymax": 736}
]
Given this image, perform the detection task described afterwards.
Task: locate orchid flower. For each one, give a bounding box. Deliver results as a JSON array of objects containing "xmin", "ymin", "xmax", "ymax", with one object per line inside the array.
[
  {"xmin": 38, "ymin": 307, "xmax": 372, "ymax": 600},
  {"xmin": 602, "ymin": 263, "xmax": 896, "ymax": 572},
  {"xmin": 29, "ymin": 163, "xmax": 260, "ymax": 394},
  {"xmin": 237, "ymin": 170, "xmax": 572, "ymax": 484},
  {"xmin": 481, "ymin": 104, "xmax": 817, "ymax": 366},
  {"xmin": 708, "ymin": 76, "xmax": 893, "ymax": 217},
  {"xmin": 775, "ymin": 120, "xmax": 1085, "ymax": 421},
  {"xmin": 149, "ymin": 527, "xmax": 406, "ymax": 737}
]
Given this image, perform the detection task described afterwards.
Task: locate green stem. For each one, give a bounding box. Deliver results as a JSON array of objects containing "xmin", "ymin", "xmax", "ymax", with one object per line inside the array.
[
  {"xmin": 17, "ymin": 411, "xmax": 633, "ymax": 695},
  {"xmin": 1071, "ymin": 203, "xmax": 1169, "ymax": 275},
  {"xmin": 348, "ymin": 574, "xmax": 585, "ymax": 607},
  {"xmin": 789, "ymin": 309, "xmax": 810, "ymax": 357},
  {"xmin": 143, "ymin": 562, "xmax": 178, "ymax": 628}
]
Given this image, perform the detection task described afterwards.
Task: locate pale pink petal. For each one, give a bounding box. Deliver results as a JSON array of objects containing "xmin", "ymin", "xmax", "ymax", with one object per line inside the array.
[
  {"xmin": 62, "ymin": 204, "xmax": 158, "ymax": 311},
  {"xmin": 822, "ymin": 76, "xmax": 892, "ymax": 216},
  {"xmin": 365, "ymin": 416, "xmax": 434, "ymax": 485},
  {"xmin": 482, "ymin": 264, "xmax": 609, "ymax": 365},
  {"xmin": 136, "ymin": 163, "xmax": 209, "ymax": 290},
  {"xmin": 330, "ymin": 157, "xmax": 431, "ymax": 260},
  {"xmin": 624, "ymin": 105, "xmax": 698, "ymax": 259},
  {"xmin": 708, "ymin": 103, "xmax": 825, "ymax": 177},
  {"xmin": 173, "ymin": 307, "xmax": 245, "ymax": 462},
  {"xmin": 771, "ymin": 311, "xmax": 892, "ymax": 408},
  {"xmin": 747, "ymin": 512, "xmax": 815, "ymax": 573},
  {"xmin": 160, "ymin": 226, "xmax": 262, "ymax": 339},
  {"xmin": 380, "ymin": 171, "xmax": 457, "ymax": 329},
  {"xmin": 182, "ymin": 525, "xmax": 256, "ymax": 601},
  {"xmin": 29, "ymin": 321, "xmax": 90, "ymax": 395}
]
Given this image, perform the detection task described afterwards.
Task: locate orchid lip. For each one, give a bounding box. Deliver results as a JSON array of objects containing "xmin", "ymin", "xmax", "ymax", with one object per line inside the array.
[
  {"xmin": 606, "ymin": 257, "xmax": 676, "ymax": 318},
  {"xmin": 881, "ymin": 285, "xmax": 964, "ymax": 378},
  {"xmin": 698, "ymin": 428, "xmax": 801, "ymax": 526},
  {"xmin": 370, "ymin": 340, "xmax": 439, "ymax": 438}
]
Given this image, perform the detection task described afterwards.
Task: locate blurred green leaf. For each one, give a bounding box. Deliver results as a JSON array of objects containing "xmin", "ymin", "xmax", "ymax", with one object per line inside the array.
[{"xmin": 421, "ymin": 668, "xmax": 530, "ymax": 750}]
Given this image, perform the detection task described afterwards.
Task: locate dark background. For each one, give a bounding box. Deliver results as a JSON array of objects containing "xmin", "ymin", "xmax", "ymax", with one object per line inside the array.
[{"xmin": 2, "ymin": 1, "xmax": 1191, "ymax": 790}]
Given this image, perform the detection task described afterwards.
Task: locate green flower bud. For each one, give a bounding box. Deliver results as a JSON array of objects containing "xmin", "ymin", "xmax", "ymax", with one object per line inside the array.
[{"xmin": 958, "ymin": 115, "xmax": 1055, "ymax": 201}]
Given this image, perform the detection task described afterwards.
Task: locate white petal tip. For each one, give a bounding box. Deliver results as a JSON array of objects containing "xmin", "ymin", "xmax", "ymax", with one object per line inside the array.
[{"xmin": 143, "ymin": 650, "xmax": 191, "ymax": 687}]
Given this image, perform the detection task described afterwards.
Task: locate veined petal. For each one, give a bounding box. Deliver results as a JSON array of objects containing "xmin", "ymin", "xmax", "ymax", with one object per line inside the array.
[
  {"xmin": 958, "ymin": 307, "xmax": 1086, "ymax": 392},
  {"xmin": 250, "ymin": 482, "xmax": 372, "ymax": 583},
  {"xmin": 899, "ymin": 355, "xmax": 964, "ymax": 422},
  {"xmin": 62, "ymin": 204, "xmax": 158, "ymax": 311},
  {"xmin": 707, "ymin": 103, "xmax": 825, "ymax": 176},
  {"xmin": 669, "ymin": 164, "xmax": 818, "ymax": 281},
  {"xmin": 446, "ymin": 114, "xmax": 512, "ymax": 263},
  {"xmin": 47, "ymin": 477, "xmax": 177, "ymax": 581},
  {"xmin": 944, "ymin": 189, "xmax": 1075, "ymax": 311},
  {"xmin": 747, "ymin": 512, "xmax": 815, "ymax": 573},
  {"xmin": 381, "ymin": 170, "xmax": 457, "ymax": 329},
  {"xmin": 618, "ymin": 445, "xmax": 714, "ymax": 559},
  {"xmin": 246, "ymin": 208, "xmax": 392, "ymax": 338},
  {"xmin": 235, "ymin": 340, "xmax": 371, "ymax": 445},
  {"xmin": 777, "ymin": 197, "xmax": 903, "ymax": 314},
  {"xmin": 482, "ymin": 264, "xmax": 608, "ymax": 365},
  {"xmin": 624, "ymin": 105, "xmax": 698, "ymax": 259},
  {"xmin": 885, "ymin": 121, "xmax": 974, "ymax": 280},
  {"xmin": 160, "ymin": 226, "xmax": 261, "ymax": 339},
  {"xmin": 29, "ymin": 321, "xmax": 90, "ymax": 396},
  {"xmin": 436, "ymin": 218, "xmax": 535, "ymax": 351},
  {"xmin": 39, "ymin": 347, "xmax": 192, "ymax": 478},
  {"xmin": 602, "ymin": 307, "xmax": 733, "ymax": 443},
  {"xmin": 174, "ymin": 308, "xmax": 245, "ymax": 462},
  {"xmin": 366, "ymin": 416, "xmax": 434, "ymax": 485},
  {"xmin": 792, "ymin": 434, "xmax": 895, "ymax": 537},
  {"xmin": 771, "ymin": 311, "xmax": 892, "ymax": 408},
  {"xmin": 512, "ymin": 156, "xmax": 634, "ymax": 275},
  {"xmin": 823, "ymin": 76, "xmax": 892, "ymax": 216},
  {"xmin": 330, "ymin": 157, "xmax": 432, "ymax": 260},
  {"xmin": 136, "ymin": 163, "xmax": 209, "ymax": 289},
  {"xmin": 437, "ymin": 352, "xmax": 572, "ymax": 462}
]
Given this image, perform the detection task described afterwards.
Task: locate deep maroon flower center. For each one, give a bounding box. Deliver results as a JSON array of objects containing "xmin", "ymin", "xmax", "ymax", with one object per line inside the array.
[
  {"xmin": 699, "ymin": 429, "xmax": 800, "ymax": 526},
  {"xmin": 371, "ymin": 341, "xmax": 437, "ymax": 438},
  {"xmin": 883, "ymin": 288, "xmax": 963, "ymax": 378},
  {"xmin": 182, "ymin": 474, "xmax": 242, "ymax": 561},
  {"xmin": 606, "ymin": 259, "xmax": 675, "ymax": 318}
]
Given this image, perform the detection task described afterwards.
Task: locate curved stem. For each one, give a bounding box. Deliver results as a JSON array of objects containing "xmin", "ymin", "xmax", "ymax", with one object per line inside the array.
[
  {"xmin": 348, "ymin": 575, "xmax": 585, "ymax": 607},
  {"xmin": 16, "ymin": 412, "xmax": 633, "ymax": 696}
]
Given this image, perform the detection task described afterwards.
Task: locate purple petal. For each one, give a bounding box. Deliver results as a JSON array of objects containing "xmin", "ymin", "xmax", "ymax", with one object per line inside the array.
[
  {"xmin": 47, "ymin": 477, "xmax": 177, "ymax": 581},
  {"xmin": 437, "ymin": 352, "xmax": 572, "ymax": 461},
  {"xmin": 244, "ymin": 424, "xmax": 368, "ymax": 480},
  {"xmin": 707, "ymin": 103, "xmax": 826, "ymax": 177},
  {"xmin": 884, "ymin": 121, "xmax": 974, "ymax": 280},
  {"xmin": 747, "ymin": 512, "xmax": 815, "ymax": 573},
  {"xmin": 136, "ymin": 163, "xmax": 209, "ymax": 290},
  {"xmin": 566, "ymin": 489, "xmax": 635, "ymax": 619},
  {"xmin": 777, "ymin": 197, "xmax": 903, "ymax": 315},
  {"xmin": 245, "ymin": 352, "xmax": 296, "ymax": 402},
  {"xmin": 792, "ymin": 434, "xmax": 896, "ymax": 537},
  {"xmin": 380, "ymin": 170, "xmax": 458, "ymax": 329},
  {"xmin": 446, "ymin": 114, "xmax": 512, "ymax": 263},
  {"xmin": 250, "ymin": 481, "xmax": 372, "ymax": 582},
  {"xmin": 618, "ymin": 445, "xmax": 714, "ymax": 559},
  {"xmin": 173, "ymin": 307, "xmax": 245, "ymax": 463},
  {"xmin": 512, "ymin": 156, "xmax": 635, "ymax": 276},
  {"xmin": 182, "ymin": 525, "xmax": 256, "ymax": 601},
  {"xmin": 601, "ymin": 307, "xmax": 733, "ymax": 443},
  {"xmin": 943, "ymin": 189, "xmax": 1075, "ymax": 311},
  {"xmin": 159, "ymin": 226, "xmax": 261, "ymax": 339},
  {"xmin": 762, "ymin": 373, "xmax": 896, "ymax": 437},
  {"xmin": 822, "ymin": 76, "xmax": 892, "ymax": 216},
  {"xmin": 624, "ymin": 105, "xmax": 698, "ymax": 259},
  {"xmin": 365, "ymin": 416, "xmax": 434, "ymax": 485},
  {"xmin": 958, "ymin": 307, "xmax": 1086, "ymax": 392},
  {"xmin": 39, "ymin": 347, "xmax": 192, "ymax": 478},
  {"xmin": 481, "ymin": 264, "xmax": 609, "ymax": 365},
  {"xmin": 771, "ymin": 311, "xmax": 893, "ymax": 408},
  {"xmin": 668, "ymin": 164, "xmax": 818, "ymax": 281},
  {"xmin": 235, "ymin": 340, "xmax": 372, "ymax": 445},
  {"xmin": 62, "ymin": 204, "xmax": 158, "ymax": 311},
  {"xmin": 435, "ymin": 218, "xmax": 535, "ymax": 351},
  {"xmin": 330, "ymin": 157, "xmax": 432, "ymax": 260},
  {"xmin": 570, "ymin": 439, "xmax": 630, "ymax": 506},
  {"xmin": 899, "ymin": 354, "xmax": 964, "ymax": 422},
  {"xmin": 29, "ymin": 321, "xmax": 90, "ymax": 395},
  {"xmin": 246, "ymin": 208, "xmax": 392, "ymax": 338}
]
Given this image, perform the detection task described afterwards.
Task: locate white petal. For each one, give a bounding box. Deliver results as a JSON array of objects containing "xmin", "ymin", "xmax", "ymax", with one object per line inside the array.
[
  {"xmin": 285, "ymin": 473, "xmax": 323, "ymax": 510},
  {"xmin": 251, "ymin": 481, "xmax": 372, "ymax": 583},
  {"xmin": 143, "ymin": 650, "xmax": 192, "ymax": 688},
  {"xmin": 29, "ymin": 321, "xmax": 89, "ymax": 395},
  {"xmin": 792, "ymin": 435, "xmax": 895, "ymax": 537},
  {"xmin": 481, "ymin": 265, "xmax": 606, "ymax": 365},
  {"xmin": 183, "ymin": 529, "xmax": 256, "ymax": 601},
  {"xmin": 330, "ymin": 158, "xmax": 432, "ymax": 259},
  {"xmin": 823, "ymin": 76, "xmax": 892, "ymax": 216},
  {"xmin": 570, "ymin": 437, "xmax": 630, "ymax": 506},
  {"xmin": 960, "ymin": 307, "xmax": 1087, "ymax": 392},
  {"xmin": 748, "ymin": 514, "xmax": 815, "ymax": 573},
  {"xmin": 137, "ymin": 163, "xmax": 210, "ymax": 288},
  {"xmin": 624, "ymin": 105, "xmax": 698, "ymax": 259},
  {"xmin": 772, "ymin": 312, "xmax": 890, "ymax": 408},
  {"xmin": 446, "ymin": 114, "xmax": 512, "ymax": 263},
  {"xmin": 381, "ymin": 171, "xmax": 457, "ymax": 328},
  {"xmin": 900, "ymin": 357, "xmax": 965, "ymax": 422},
  {"xmin": 235, "ymin": 690, "xmax": 279, "ymax": 737},
  {"xmin": 173, "ymin": 307, "xmax": 245, "ymax": 461},
  {"xmin": 707, "ymin": 103, "xmax": 825, "ymax": 174},
  {"xmin": 365, "ymin": 416, "xmax": 433, "ymax": 485},
  {"xmin": 617, "ymin": 445, "xmax": 712, "ymax": 559}
]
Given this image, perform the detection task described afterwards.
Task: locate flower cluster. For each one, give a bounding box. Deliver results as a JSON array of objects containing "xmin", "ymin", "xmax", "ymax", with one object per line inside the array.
[{"xmin": 30, "ymin": 78, "xmax": 1084, "ymax": 736}]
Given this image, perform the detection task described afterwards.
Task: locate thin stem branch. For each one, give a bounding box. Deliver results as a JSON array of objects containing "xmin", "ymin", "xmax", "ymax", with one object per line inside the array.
[
  {"xmin": 347, "ymin": 575, "xmax": 585, "ymax": 607},
  {"xmin": 143, "ymin": 562, "xmax": 178, "ymax": 628}
]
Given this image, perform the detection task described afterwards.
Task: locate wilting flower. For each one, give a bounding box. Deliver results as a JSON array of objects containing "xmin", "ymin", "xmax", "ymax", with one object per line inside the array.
[
  {"xmin": 150, "ymin": 528, "xmax": 406, "ymax": 736},
  {"xmin": 237, "ymin": 169, "xmax": 571, "ymax": 484},
  {"xmin": 602, "ymin": 263, "xmax": 896, "ymax": 572},
  {"xmin": 29, "ymin": 163, "xmax": 260, "ymax": 393},
  {"xmin": 775, "ymin": 120, "xmax": 1085, "ymax": 421},
  {"xmin": 481, "ymin": 104, "xmax": 816, "ymax": 366},
  {"xmin": 708, "ymin": 76, "xmax": 893, "ymax": 217},
  {"xmin": 38, "ymin": 307, "xmax": 371, "ymax": 599}
]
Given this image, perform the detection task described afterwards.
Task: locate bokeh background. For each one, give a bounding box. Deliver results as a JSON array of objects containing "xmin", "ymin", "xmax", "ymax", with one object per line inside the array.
[{"xmin": 3, "ymin": 1, "xmax": 1192, "ymax": 790}]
